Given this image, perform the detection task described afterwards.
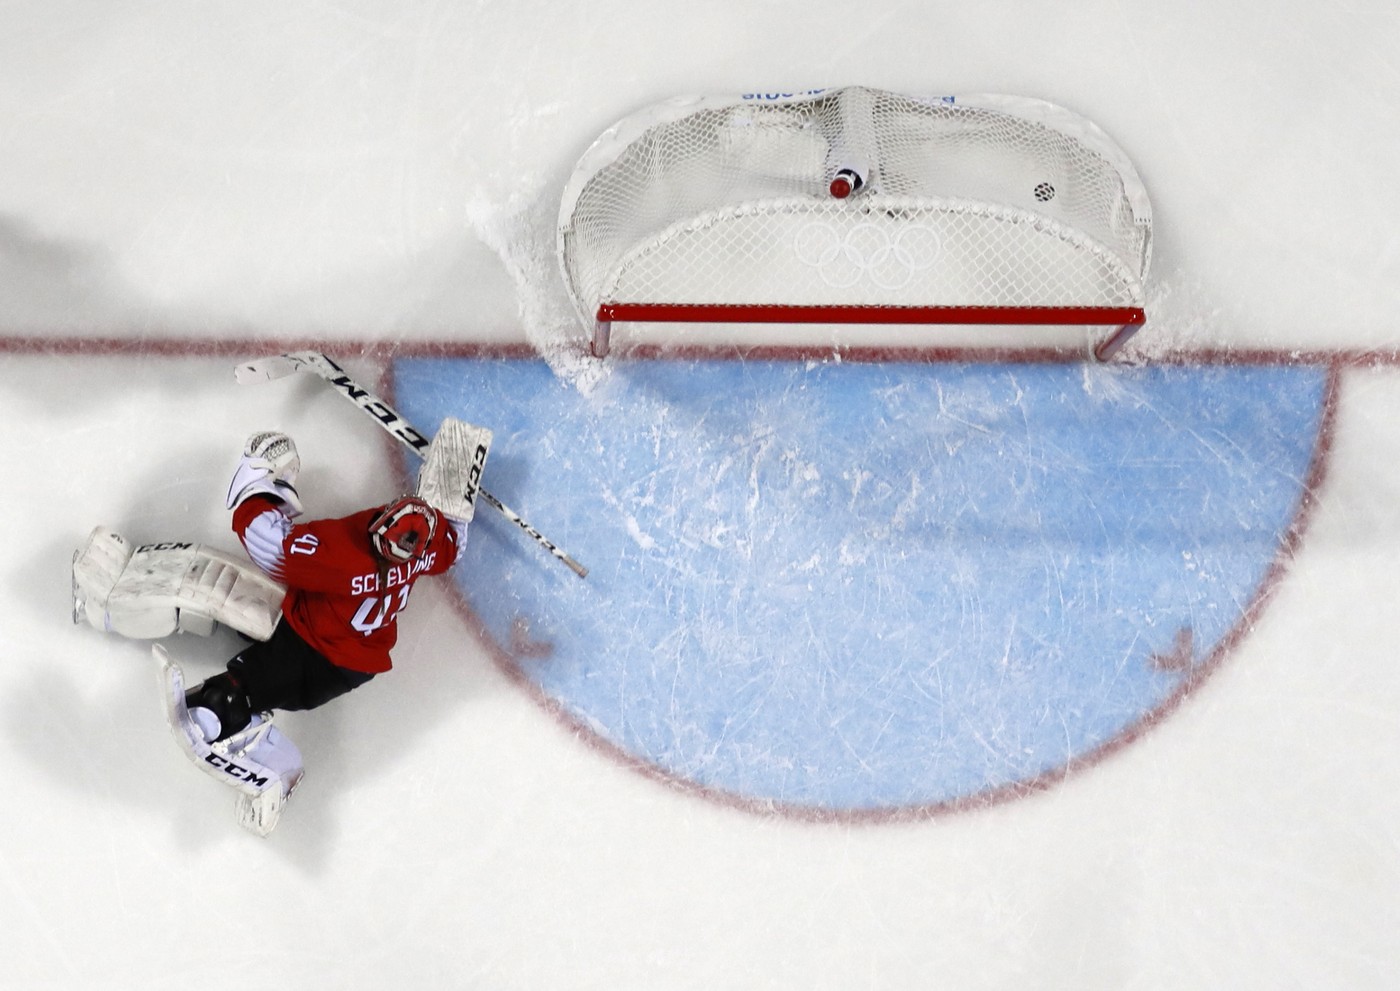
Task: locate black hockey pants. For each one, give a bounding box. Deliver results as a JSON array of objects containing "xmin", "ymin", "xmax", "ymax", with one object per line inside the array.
[{"xmin": 188, "ymin": 619, "xmax": 374, "ymax": 740}]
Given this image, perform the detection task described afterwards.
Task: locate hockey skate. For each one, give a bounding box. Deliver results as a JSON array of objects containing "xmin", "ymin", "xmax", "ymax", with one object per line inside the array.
[{"xmin": 153, "ymin": 645, "xmax": 303, "ymax": 837}]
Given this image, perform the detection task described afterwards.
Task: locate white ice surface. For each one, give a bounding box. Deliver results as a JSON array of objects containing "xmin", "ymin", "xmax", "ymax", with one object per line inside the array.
[{"xmin": 2, "ymin": 2, "xmax": 1400, "ymax": 989}]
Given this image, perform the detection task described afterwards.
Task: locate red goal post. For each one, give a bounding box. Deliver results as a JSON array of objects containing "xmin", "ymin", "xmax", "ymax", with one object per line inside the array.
[{"xmin": 557, "ymin": 87, "xmax": 1152, "ymax": 360}]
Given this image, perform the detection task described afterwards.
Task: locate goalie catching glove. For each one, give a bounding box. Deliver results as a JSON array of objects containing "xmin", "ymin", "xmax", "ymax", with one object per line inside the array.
[{"xmin": 227, "ymin": 430, "xmax": 303, "ymax": 517}]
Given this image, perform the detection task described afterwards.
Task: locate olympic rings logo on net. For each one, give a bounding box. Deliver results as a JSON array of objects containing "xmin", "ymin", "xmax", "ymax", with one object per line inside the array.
[{"xmin": 794, "ymin": 221, "xmax": 943, "ymax": 291}]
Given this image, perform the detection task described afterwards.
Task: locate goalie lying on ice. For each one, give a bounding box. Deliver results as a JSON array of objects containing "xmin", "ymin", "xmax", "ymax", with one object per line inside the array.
[{"xmin": 72, "ymin": 420, "xmax": 491, "ymax": 835}]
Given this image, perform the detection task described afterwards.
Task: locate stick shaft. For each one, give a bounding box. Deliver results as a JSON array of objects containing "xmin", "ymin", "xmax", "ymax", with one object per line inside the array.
[{"xmin": 237, "ymin": 351, "xmax": 587, "ymax": 578}]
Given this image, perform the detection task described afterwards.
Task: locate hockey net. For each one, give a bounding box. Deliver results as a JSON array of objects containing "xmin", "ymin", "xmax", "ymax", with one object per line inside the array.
[{"xmin": 557, "ymin": 87, "xmax": 1153, "ymax": 359}]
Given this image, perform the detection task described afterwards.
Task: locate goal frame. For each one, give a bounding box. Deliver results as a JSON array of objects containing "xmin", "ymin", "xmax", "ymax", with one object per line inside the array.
[
  {"xmin": 590, "ymin": 303, "xmax": 1146, "ymax": 362},
  {"xmin": 559, "ymin": 88, "xmax": 1152, "ymax": 362}
]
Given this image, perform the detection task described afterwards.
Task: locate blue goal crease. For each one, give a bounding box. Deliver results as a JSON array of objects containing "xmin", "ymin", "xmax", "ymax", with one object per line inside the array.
[{"xmin": 392, "ymin": 357, "xmax": 1328, "ymax": 813}]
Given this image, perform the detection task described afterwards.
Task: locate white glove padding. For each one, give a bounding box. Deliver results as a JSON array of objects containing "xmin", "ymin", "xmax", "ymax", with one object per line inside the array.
[
  {"xmin": 246, "ymin": 431, "xmax": 300, "ymax": 478},
  {"xmin": 226, "ymin": 431, "xmax": 304, "ymax": 516},
  {"xmin": 416, "ymin": 418, "xmax": 492, "ymax": 524}
]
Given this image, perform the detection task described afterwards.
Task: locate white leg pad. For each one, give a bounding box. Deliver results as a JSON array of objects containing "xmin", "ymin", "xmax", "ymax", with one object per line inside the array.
[
  {"xmin": 172, "ymin": 543, "xmax": 285, "ymax": 641},
  {"xmin": 72, "ymin": 526, "xmax": 134, "ymax": 628},
  {"xmin": 106, "ymin": 541, "xmax": 199, "ymax": 639},
  {"xmin": 154, "ymin": 645, "xmax": 303, "ymax": 837},
  {"xmin": 74, "ymin": 529, "xmax": 285, "ymax": 641},
  {"xmin": 220, "ymin": 715, "xmax": 305, "ymax": 836}
]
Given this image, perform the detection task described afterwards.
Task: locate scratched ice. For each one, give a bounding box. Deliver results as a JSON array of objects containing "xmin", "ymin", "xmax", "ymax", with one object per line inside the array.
[
  {"xmin": 7, "ymin": 4, "xmax": 1399, "ymax": 988},
  {"xmin": 395, "ymin": 357, "xmax": 1329, "ymax": 810}
]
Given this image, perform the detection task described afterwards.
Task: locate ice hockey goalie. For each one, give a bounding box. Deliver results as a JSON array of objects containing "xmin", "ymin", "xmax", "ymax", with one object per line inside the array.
[{"xmin": 71, "ymin": 420, "xmax": 490, "ymax": 837}]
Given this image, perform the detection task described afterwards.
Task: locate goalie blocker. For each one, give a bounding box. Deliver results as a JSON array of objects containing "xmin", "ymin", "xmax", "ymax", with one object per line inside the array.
[{"xmin": 416, "ymin": 416, "xmax": 493, "ymax": 525}]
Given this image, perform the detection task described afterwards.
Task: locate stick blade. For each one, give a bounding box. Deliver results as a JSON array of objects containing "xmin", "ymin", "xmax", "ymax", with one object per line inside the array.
[{"xmin": 234, "ymin": 354, "xmax": 309, "ymax": 384}]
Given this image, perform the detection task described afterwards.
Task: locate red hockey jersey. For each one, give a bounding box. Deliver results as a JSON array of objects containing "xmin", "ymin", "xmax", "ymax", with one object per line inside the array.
[{"xmin": 232, "ymin": 495, "xmax": 460, "ymax": 673}]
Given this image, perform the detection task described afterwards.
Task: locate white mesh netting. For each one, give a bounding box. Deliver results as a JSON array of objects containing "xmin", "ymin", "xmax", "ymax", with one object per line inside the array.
[{"xmin": 558, "ymin": 87, "xmax": 1152, "ymax": 335}]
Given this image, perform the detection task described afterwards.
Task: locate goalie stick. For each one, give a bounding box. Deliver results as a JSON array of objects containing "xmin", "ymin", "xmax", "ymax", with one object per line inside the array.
[{"xmin": 234, "ymin": 351, "xmax": 588, "ymax": 579}]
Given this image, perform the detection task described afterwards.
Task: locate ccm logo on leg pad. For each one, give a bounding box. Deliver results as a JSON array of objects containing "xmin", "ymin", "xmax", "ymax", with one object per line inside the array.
[{"xmin": 204, "ymin": 753, "xmax": 271, "ymax": 789}]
